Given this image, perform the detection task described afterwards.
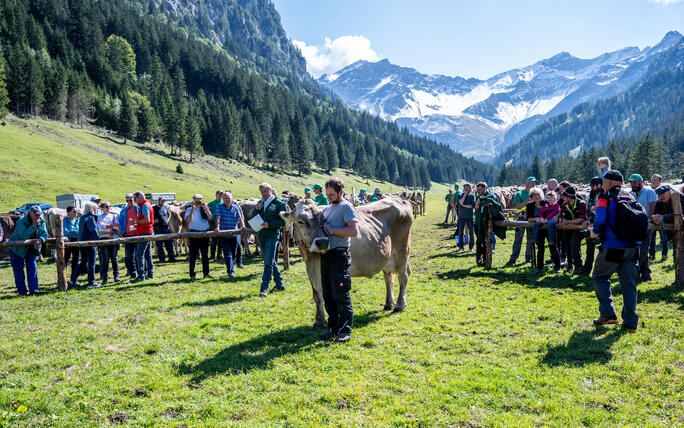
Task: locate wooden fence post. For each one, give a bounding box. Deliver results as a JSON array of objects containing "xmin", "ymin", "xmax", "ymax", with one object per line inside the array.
[
  {"xmin": 485, "ymin": 207, "xmax": 493, "ymax": 269},
  {"xmin": 672, "ymin": 190, "xmax": 683, "ymax": 288},
  {"xmin": 282, "ymin": 226, "xmax": 290, "ymax": 270},
  {"xmin": 54, "ymin": 214, "xmax": 68, "ymax": 291}
]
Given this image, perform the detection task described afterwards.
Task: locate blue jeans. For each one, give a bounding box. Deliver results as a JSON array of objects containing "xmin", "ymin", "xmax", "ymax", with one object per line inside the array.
[
  {"xmin": 124, "ymin": 243, "xmax": 137, "ymax": 277},
  {"xmin": 10, "ymin": 250, "xmax": 38, "ymax": 294},
  {"xmin": 259, "ymin": 236, "xmax": 283, "ymax": 292},
  {"xmin": 72, "ymin": 247, "xmax": 96, "ymax": 285},
  {"xmin": 444, "ymin": 204, "xmax": 452, "ymax": 223},
  {"xmin": 649, "ymin": 229, "xmax": 668, "ymax": 258},
  {"xmin": 456, "ymin": 218, "xmax": 474, "ymax": 250},
  {"xmin": 135, "ymin": 234, "xmax": 154, "ymax": 279},
  {"xmin": 221, "ymin": 237, "xmax": 238, "ymax": 274},
  {"xmin": 592, "ymin": 247, "xmax": 640, "ymax": 328},
  {"xmin": 532, "ymin": 220, "xmax": 557, "ymax": 244}
]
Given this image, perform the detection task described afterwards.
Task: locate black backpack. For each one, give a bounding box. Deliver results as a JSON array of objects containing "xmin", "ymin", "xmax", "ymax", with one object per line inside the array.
[{"xmin": 609, "ymin": 194, "xmax": 649, "ymax": 243}]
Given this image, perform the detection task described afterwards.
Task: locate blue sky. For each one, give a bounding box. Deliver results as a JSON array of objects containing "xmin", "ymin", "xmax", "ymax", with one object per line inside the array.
[{"xmin": 272, "ymin": 0, "xmax": 684, "ymax": 79}]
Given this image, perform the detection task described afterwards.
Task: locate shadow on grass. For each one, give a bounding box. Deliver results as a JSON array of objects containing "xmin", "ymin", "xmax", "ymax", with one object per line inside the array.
[
  {"xmin": 437, "ymin": 266, "xmax": 595, "ymax": 292},
  {"xmin": 428, "ymin": 250, "xmax": 477, "ymax": 259},
  {"xmin": 179, "ymin": 294, "xmax": 251, "ymax": 308},
  {"xmin": 179, "ymin": 310, "xmax": 389, "ymax": 381},
  {"xmin": 541, "ymin": 327, "xmax": 625, "ymax": 366},
  {"xmin": 640, "ymin": 282, "xmax": 684, "ymax": 309}
]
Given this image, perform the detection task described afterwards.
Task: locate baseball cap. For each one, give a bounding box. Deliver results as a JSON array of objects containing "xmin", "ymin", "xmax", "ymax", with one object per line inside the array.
[
  {"xmin": 562, "ymin": 186, "xmax": 577, "ymax": 198},
  {"xmin": 29, "ymin": 205, "xmax": 43, "ymax": 215},
  {"xmin": 655, "ymin": 185, "xmax": 672, "ymax": 195},
  {"xmin": 125, "ymin": 193, "xmax": 134, "ymax": 198},
  {"xmin": 374, "ymin": 187, "xmax": 382, "ymax": 193},
  {"xmin": 313, "ymin": 184, "xmax": 323, "ymax": 190},
  {"xmin": 193, "ymin": 194, "xmax": 203, "ymax": 199},
  {"xmin": 360, "ymin": 189, "xmax": 367, "ymax": 193},
  {"xmin": 604, "ymin": 170, "xmax": 624, "ymax": 182},
  {"xmin": 304, "ymin": 187, "xmax": 311, "ymax": 193},
  {"xmin": 589, "ymin": 177, "xmax": 601, "ymax": 187},
  {"xmin": 216, "ymin": 190, "xmax": 223, "ymax": 194},
  {"xmin": 629, "ymin": 174, "xmax": 644, "ymax": 182},
  {"xmin": 526, "ymin": 176, "xmax": 537, "ymax": 183}
]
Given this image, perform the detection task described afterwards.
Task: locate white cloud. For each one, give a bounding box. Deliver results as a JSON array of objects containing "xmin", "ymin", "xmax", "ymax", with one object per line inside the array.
[
  {"xmin": 648, "ymin": 0, "xmax": 683, "ymax": 4},
  {"xmin": 293, "ymin": 35, "xmax": 382, "ymax": 78}
]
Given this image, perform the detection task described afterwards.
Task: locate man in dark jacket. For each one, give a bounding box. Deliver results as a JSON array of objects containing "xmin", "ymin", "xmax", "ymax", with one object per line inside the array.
[
  {"xmin": 590, "ymin": 170, "xmax": 640, "ymax": 332},
  {"xmin": 9, "ymin": 205, "xmax": 48, "ymax": 295},
  {"xmin": 253, "ymin": 183, "xmax": 287, "ymax": 296},
  {"xmin": 560, "ymin": 186, "xmax": 588, "ymax": 275},
  {"xmin": 153, "ymin": 197, "xmax": 176, "ymax": 263}
]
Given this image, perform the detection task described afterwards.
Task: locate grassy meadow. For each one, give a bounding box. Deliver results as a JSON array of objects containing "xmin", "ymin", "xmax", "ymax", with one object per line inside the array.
[{"xmin": 0, "ymin": 117, "xmax": 682, "ymax": 426}]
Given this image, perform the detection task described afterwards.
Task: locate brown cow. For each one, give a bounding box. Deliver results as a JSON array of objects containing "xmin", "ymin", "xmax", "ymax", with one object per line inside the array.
[
  {"xmin": 281, "ymin": 198, "xmax": 414, "ymax": 328},
  {"xmin": 0, "ymin": 213, "xmax": 19, "ymax": 260}
]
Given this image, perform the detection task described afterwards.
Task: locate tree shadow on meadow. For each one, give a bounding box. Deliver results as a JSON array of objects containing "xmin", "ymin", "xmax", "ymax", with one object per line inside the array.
[
  {"xmin": 178, "ymin": 293, "xmax": 251, "ymax": 308},
  {"xmin": 178, "ymin": 310, "xmax": 390, "ymax": 382},
  {"xmin": 541, "ymin": 327, "xmax": 625, "ymax": 366},
  {"xmin": 639, "ymin": 282, "xmax": 684, "ymax": 309},
  {"xmin": 437, "ymin": 266, "xmax": 595, "ymax": 292}
]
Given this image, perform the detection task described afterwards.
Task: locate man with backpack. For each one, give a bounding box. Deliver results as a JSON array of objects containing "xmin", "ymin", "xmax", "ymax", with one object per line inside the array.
[{"xmin": 590, "ymin": 170, "xmax": 645, "ymax": 332}]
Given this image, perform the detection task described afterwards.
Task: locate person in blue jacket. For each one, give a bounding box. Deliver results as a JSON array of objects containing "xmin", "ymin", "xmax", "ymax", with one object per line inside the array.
[
  {"xmin": 8, "ymin": 205, "xmax": 48, "ymax": 296},
  {"xmin": 589, "ymin": 170, "xmax": 640, "ymax": 332},
  {"xmin": 63, "ymin": 206, "xmax": 80, "ymax": 280},
  {"xmin": 69, "ymin": 202, "xmax": 100, "ymax": 288}
]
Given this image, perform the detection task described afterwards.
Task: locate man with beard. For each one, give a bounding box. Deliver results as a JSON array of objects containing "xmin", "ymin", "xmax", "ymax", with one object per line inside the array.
[
  {"xmin": 629, "ymin": 174, "xmax": 656, "ymax": 282},
  {"xmin": 317, "ymin": 177, "xmax": 359, "ymax": 343}
]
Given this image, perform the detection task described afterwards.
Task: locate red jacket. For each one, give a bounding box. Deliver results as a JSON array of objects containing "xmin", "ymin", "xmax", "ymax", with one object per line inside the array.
[{"xmin": 137, "ymin": 199, "xmax": 155, "ymax": 235}]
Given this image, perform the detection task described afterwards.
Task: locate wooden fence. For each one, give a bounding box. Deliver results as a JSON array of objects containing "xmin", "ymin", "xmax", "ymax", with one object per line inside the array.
[
  {"xmin": 482, "ymin": 200, "xmax": 683, "ymax": 288},
  {"xmin": 0, "ymin": 214, "xmax": 291, "ymax": 291}
]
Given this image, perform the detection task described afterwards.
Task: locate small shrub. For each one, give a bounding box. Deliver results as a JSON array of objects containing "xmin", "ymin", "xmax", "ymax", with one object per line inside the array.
[{"xmin": 176, "ymin": 163, "xmax": 184, "ymax": 174}]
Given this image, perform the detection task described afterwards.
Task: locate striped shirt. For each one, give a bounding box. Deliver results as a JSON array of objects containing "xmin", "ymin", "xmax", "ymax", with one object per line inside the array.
[{"xmin": 215, "ymin": 202, "xmax": 242, "ymax": 230}]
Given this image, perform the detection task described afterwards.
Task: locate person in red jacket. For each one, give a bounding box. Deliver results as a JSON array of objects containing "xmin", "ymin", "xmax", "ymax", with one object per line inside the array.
[{"xmin": 131, "ymin": 191, "xmax": 154, "ymax": 283}]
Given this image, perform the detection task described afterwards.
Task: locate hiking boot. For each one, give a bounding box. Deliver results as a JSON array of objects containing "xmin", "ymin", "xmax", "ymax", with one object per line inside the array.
[
  {"xmin": 270, "ymin": 286, "xmax": 285, "ymax": 293},
  {"xmin": 67, "ymin": 280, "xmax": 80, "ymax": 288},
  {"xmin": 204, "ymin": 274, "xmax": 214, "ymax": 279},
  {"xmin": 335, "ymin": 332, "xmax": 351, "ymax": 343},
  {"xmin": 318, "ymin": 330, "xmax": 335, "ymax": 340},
  {"xmin": 29, "ymin": 290, "xmax": 40, "ymax": 296},
  {"xmin": 130, "ymin": 277, "xmax": 144, "ymax": 284},
  {"xmin": 593, "ymin": 316, "xmax": 618, "ymax": 326},
  {"xmin": 640, "ymin": 275, "xmax": 652, "ymax": 283},
  {"xmin": 228, "ymin": 272, "xmax": 236, "ymax": 279},
  {"xmin": 259, "ymin": 290, "xmax": 268, "ymax": 297},
  {"xmin": 237, "ymin": 264, "xmax": 245, "ymax": 268},
  {"xmin": 572, "ymin": 267, "xmax": 585, "ymax": 276},
  {"xmin": 87, "ymin": 282, "xmax": 101, "ymax": 289}
]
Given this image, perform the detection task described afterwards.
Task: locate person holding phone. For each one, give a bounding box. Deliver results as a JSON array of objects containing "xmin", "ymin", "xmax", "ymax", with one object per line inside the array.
[{"xmin": 184, "ymin": 194, "xmax": 212, "ymax": 280}]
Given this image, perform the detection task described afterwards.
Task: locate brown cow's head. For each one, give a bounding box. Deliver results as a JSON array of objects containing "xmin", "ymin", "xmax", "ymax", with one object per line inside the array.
[{"xmin": 280, "ymin": 199, "xmax": 329, "ymax": 253}]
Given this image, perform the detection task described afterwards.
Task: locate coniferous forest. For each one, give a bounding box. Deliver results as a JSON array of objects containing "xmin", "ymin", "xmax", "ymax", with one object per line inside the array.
[{"xmin": 0, "ymin": 0, "xmax": 498, "ymax": 188}]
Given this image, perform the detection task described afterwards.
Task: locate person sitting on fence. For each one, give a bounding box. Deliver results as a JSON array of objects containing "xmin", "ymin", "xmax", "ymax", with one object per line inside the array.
[
  {"xmin": 505, "ymin": 177, "xmax": 536, "ymax": 267},
  {"xmin": 456, "ymin": 183, "xmax": 475, "ymax": 252},
  {"xmin": 215, "ymin": 190, "xmax": 245, "ymax": 279},
  {"xmin": 131, "ymin": 191, "xmax": 155, "ymax": 283},
  {"xmin": 649, "ymin": 174, "xmax": 668, "ymax": 260},
  {"xmin": 184, "ymin": 194, "xmax": 213, "ymax": 281},
  {"xmin": 370, "ymin": 187, "xmax": 384, "ymax": 202},
  {"xmin": 9, "ymin": 205, "xmax": 48, "ymax": 296},
  {"xmin": 119, "ymin": 194, "xmax": 138, "ymax": 279},
  {"xmin": 313, "ymin": 184, "xmax": 330, "ymax": 206},
  {"xmin": 560, "ymin": 186, "xmax": 588, "ymax": 275},
  {"xmin": 153, "ymin": 197, "xmax": 176, "ymax": 263},
  {"xmin": 70, "ymin": 202, "xmax": 100, "ymax": 289},
  {"xmin": 527, "ymin": 188, "xmax": 560, "ymax": 273},
  {"xmin": 97, "ymin": 201, "xmax": 121, "ymax": 285},
  {"xmin": 63, "ymin": 206, "xmax": 80, "ymax": 282}
]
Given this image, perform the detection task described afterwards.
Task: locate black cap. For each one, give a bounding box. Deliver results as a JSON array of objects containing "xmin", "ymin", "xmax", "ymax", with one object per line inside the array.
[
  {"xmin": 655, "ymin": 185, "xmax": 672, "ymax": 195},
  {"xmin": 603, "ymin": 170, "xmax": 623, "ymax": 182},
  {"xmin": 589, "ymin": 177, "xmax": 601, "ymax": 187},
  {"xmin": 562, "ymin": 186, "xmax": 577, "ymax": 198}
]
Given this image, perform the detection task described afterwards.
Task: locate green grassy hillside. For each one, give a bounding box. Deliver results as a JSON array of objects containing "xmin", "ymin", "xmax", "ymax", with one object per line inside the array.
[{"xmin": 0, "ymin": 115, "xmax": 442, "ymax": 211}]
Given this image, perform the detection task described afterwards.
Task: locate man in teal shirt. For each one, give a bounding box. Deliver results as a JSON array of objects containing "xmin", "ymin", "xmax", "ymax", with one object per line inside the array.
[
  {"xmin": 9, "ymin": 205, "xmax": 48, "ymax": 295},
  {"xmin": 313, "ymin": 184, "xmax": 330, "ymax": 206},
  {"xmin": 505, "ymin": 177, "xmax": 536, "ymax": 266}
]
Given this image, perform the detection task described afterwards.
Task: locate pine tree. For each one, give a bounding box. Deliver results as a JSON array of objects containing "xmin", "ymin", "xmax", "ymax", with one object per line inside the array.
[
  {"xmin": 291, "ymin": 114, "xmax": 312, "ymax": 175},
  {"xmin": 529, "ymin": 155, "xmax": 544, "ymax": 182},
  {"xmin": 0, "ymin": 44, "xmax": 8, "ymax": 119},
  {"xmin": 118, "ymin": 91, "xmax": 138, "ymax": 141},
  {"xmin": 324, "ymin": 132, "xmax": 338, "ymax": 173},
  {"xmin": 185, "ymin": 114, "xmax": 202, "ymax": 162}
]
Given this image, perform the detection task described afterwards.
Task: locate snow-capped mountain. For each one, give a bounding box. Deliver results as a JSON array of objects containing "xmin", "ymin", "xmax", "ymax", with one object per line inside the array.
[{"xmin": 318, "ymin": 31, "xmax": 684, "ymax": 159}]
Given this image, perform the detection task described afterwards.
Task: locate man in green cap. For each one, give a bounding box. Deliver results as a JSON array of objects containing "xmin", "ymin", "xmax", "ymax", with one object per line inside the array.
[
  {"xmin": 369, "ymin": 187, "xmax": 383, "ymax": 202},
  {"xmin": 505, "ymin": 177, "xmax": 537, "ymax": 266},
  {"xmin": 208, "ymin": 190, "xmax": 223, "ymax": 260},
  {"xmin": 313, "ymin": 184, "xmax": 330, "ymax": 205},
  {"xmin": 357, "ymin": 189, "xmax": 368, "ymax": 205},
  {"xmin": 304, "ymin": 187, "xmax": 312, "ymax": 200},
  {"xmin": 630, "ymin": 173, "xmax": 656, "ymax": 282}
]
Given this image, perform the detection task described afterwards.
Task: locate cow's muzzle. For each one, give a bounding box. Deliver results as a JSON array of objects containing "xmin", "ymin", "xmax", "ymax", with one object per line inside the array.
[{"xmin": 309, "ymin": 237, "xmax": 329, "ymax": 253}]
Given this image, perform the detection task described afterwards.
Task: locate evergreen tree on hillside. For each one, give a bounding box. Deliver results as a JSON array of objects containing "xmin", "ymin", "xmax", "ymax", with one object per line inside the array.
[
  {"xmin": 105, "ymin": 35, "xmax": 137, "ymax": 83},
  {"xmin": 291, "ymin": 114, "xmax": 312, "ymax": 175},
  {"xmin": 118, "ymin": 91, "xmax": 138, "ymax": 141},
  {"xmin": 0, "ymin": 44, "xmax": 8, "ymax": 119},
  {"xmin": 324, "ymin": 132, "xmax": 338, "ymax": 173},
  {"xmin": 529, "ymin": 155, "xmax": 544, "ymax": 182},
  {"xmin": 185, "ymin": 113, "xmax": 202, "ymax": 162}
]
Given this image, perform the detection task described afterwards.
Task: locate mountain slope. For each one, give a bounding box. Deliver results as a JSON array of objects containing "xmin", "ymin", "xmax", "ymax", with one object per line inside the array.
[
  {"xmin": 319, "ymin": 31, "xmax": 684, "ymax": 159},
  {"xmin": 493, "ymin": 42, "xmax": 684, "ymax": 167}
]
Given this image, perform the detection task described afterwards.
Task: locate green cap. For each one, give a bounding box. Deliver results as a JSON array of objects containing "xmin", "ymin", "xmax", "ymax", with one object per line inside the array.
[
  {"xmin": 313, "ymin": 184, "xmax": 323, "ymax": 190},
  {"xmin": 526, "ymin": 176, "xmax": 537, "ymax": 183},
  {"xmin": 304, "ymin": 187, "xmax": 311, "ymax": 193},
  {"xmin": 360, "ymin": 189, "xmax": 367, "ymax": 193},
  {"xmin": 454, "ymin": 184, "xmax": 459, "ymax": 188},
  {"xmin": 629, "ymin": 174, "xmax": 643, "ymax": 182}
]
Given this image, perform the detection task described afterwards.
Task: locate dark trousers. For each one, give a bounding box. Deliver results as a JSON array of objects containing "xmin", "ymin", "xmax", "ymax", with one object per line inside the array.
[
  {"xmin": 321, "ymin": 248, "xmax": 353, "ymax": 335},
  {"xmin": 456, "ymin": 218, "xmax": 474, "ymax": 250},
  {"xmin": 221, "ymin": 236, "xmax": 238, "ymax": 274},
  {"xmin": 154, "ymin": 226, "xmax": 175, "ymax": 262},
  {"xmin": 124, "ymin": 242, "xmax": 137, "ymax": 277},
  {"xmin": 638, "ymin": 232, "xmax": 652, "ymax": 280},
  {"xmin": 210, "ymin": 236, "xmax": 222, "ymax": 259},
  {"xmin": 135, "ymin": 234, "xmax": 154, "ymax": 279},
  {"xmin": 564, "ymin": 230, "xmax": 583, "ymax": 270},
  {"xmin": 584, "ymin": 234, "xmax": 596, "ymax": 275},
  {"xmin": 557, "ymin": 227, "xmax": 567, "ymax": 262},
  {"xmin": 72, "ymin": 247, "xmax": 96, "ymax": 285},
  {"xmin": 592, "ymin": 246, "xmax": 639, "ymax": 328},
  {"xmin": 649, "ymin": 229, "xmax": 668, "ymax": 258},
  {"xmin": 65, "ymin": 239, "xmax": 80, "ymax": 277},
  {"xmin": 188, "ymin": 236, "xmax": 210, "ymax": 277},
  {"xmin": 236, "ymin": 239, "xmax": 243, "ymax": 266},
  {"xmin": 10, "ymin": 249, "xmax": 38, "ymax": 295},
  {"xmin": 533, "ymin": 229, "xmax": 547, "ymax": 270},
  {"xmin": 98, "ymin": 243, "xmax": 120, "ymax": 282}
]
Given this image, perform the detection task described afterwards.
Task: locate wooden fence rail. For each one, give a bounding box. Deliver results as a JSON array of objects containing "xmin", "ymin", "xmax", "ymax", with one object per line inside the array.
[{"xmin": 0, "ymin": 216, "xmax": 290, "ymax": 291}]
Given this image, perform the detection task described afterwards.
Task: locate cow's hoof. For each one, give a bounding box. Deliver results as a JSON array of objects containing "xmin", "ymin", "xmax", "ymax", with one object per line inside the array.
[
  {"xmin": 383, "ymin": 304, "xmax": 394, "ymax": 311},
  {"xmin": 393, "ymin": 305, "xmax": 406, "ymax": 313}
]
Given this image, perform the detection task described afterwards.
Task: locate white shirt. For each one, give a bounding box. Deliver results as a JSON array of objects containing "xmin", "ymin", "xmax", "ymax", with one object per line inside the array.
[
  {"xmin": 184, "ymin": 206, "xmax": 210, "ymax": 231},
  {"xmin": 97, "ymin": 213, "xmax": 119, "ymax": 238}
]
